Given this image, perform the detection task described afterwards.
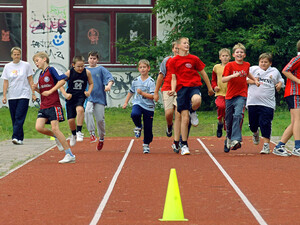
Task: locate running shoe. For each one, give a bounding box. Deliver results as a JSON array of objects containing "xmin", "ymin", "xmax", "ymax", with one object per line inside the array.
[
  {"xmin": 190, "ymin": 111, "xmax": 199, "ymax": 127},
  {"xmin": 231, "ymin": 140, "xmax": 241, "ymax": 150},
  {"xmin": 166, "ymin": 124, "xmax": 173, "ymax": 137},
  {"xmin": 70, "ymin": 135, "xmax": 76, "ymax": 147},
  {"xmin": 224, "ymin": 138, "xmax": 230, "ymax": 153},
  {"xmin": 134, "ymin": 127, "xmax": 142, "ymax": 138},
  {"xmin": 55, "ymin": 137, "xmax": 64, "ymax": 151},
  {"xmin": 143, "ymin": 144, "xmax": 150, "ymax": 154},
  {"xmin": 97, "ymin": 139, "xmax": 104, "ymax": 151},
  {"xmin": 260, "ymin": 144, "xmax": 270, "ymax": 154},
  {"xmin": 12, "ymin": 138, "xmax": 23, "ymax": 145},
  {"xmin": 252, "ymin": 131, "xmax": 260, "ymax": 145},
  {"xmin": 90, "ymin": 133, "xmax": 97, "ymax": 143},
  {"xmin": 292, "ymin": 148, "xmax": 300, "ymax": 157},
  {"xmin": 171, "ymin": 143, "xmax": 180, "ymax": 154},
  {"xmin": 181, "ymin": 145, "xmax": 190, "ymax": 155},
  {"xmin": 217, "ymin": 122, "xmax": 223, "ymax": 138},
  {"xmin": 58, "ymin": 154, "xmax": 76, "ymax": 163},
  {"xmin": 272, "ymin": 145, "xmax": 291, "ymax": 157},
  {"xmin": 76, "ymin": 131, "xmax": 84, "ymax": 142}
]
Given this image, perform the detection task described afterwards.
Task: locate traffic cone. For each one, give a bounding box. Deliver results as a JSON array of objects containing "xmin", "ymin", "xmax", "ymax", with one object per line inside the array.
[
  {"xmin": 50, "ymin": 136, "xmax": 55, "ymax": 140},
  {"xmin": 159, "ymin": 168, "xmax": 188, "ymax": 221}
]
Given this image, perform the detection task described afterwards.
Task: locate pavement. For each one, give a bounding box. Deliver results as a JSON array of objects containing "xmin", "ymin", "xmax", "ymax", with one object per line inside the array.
[{"xmin": 0, "ymin": 136, "xmax": 294, "ymax": 179}]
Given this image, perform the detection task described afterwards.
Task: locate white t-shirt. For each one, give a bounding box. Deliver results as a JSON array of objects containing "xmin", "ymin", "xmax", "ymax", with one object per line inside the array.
[
  {"xmin": 246, "ymin": 66, "xmax": 285, "ymax": 109},
  {"xmin": 1, "ymin": 60, "xmax": 34, "ymax": 100}
]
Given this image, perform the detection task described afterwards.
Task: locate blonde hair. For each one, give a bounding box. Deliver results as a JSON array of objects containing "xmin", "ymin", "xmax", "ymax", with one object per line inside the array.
[
  {"xmin": 219, "ymin": 48, "xmax": 231, "ymax": 56},
  {"xmin": 171, "ymin": 41, "xmax": 177, "ymax": 49},
  {"xmin": 72, "ymin": 55, "xmax": 85, "ymax": 64},
  {"xmin": 259, "ymin": 53, "xmax": 273, "ymax": 63},
  {"xmin": 11, "ymin": 47, "xmax": 21, "ymax": 54},
  {"xmin": 297, "ymin": 40, "xmax": 300, "ymax": 52},
  {"xmin": 176, "ymin": 37, "xmax": 189, "ymax": 45},
  {"xmin": 33, "ymin": 52, "xmax": 49, "ymax": 64},
  {"xmin": 232, "ymin": 43, "xmax": 246, "ymax": 54},
  {"xmin": 138, "ymin": 59, "xmax": 150, "ymax": 68}
]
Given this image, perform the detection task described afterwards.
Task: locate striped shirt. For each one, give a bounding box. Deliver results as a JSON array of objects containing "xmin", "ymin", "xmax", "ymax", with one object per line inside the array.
[{"xmin": 283, "ymin": 54, "xmax": 300, "ymax": 97}]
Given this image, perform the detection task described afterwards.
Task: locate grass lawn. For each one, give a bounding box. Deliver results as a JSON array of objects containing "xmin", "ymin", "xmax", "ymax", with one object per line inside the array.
[{"xmin": 0, "ymin": 107, "xmax": 291, "ymax": 141}]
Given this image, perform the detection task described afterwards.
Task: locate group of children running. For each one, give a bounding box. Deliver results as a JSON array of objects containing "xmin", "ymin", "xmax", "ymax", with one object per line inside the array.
[{"xmin": 30, "ymin": 37, "xmax": 300, "ymax": 163}]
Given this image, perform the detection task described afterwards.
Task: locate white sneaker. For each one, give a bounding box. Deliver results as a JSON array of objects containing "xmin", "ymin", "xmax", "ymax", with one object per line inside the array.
[
  {"xmin": 58, "ymin": 154, "xmax": 75, "ymax": 163},
  {"xmin": 143, "ymin": 144, "xmax": 150, "ymax": 154},
  {"xmin": 12, "ymin": 139, "xmax": 23, "ymax": 145},
  {"xmin": 70, "ymin": 135, "xmax": 76, "ymax": 146},
  {"xmin": 260, "ymin": 144, "xmax": 270, "ymax": 154},
  {"xmin": 190, "ymin": 111, "xmax": 199, "ymax": 127},
  {"xmin": 252, "ymin": 131, "xmax": 260, "ymax": 145},
  {"xmin": 181, "ymin": 145, "xmax": 190, "ymax": 155},
  {"xmin": 55, "ymin": 137, "xmax": 64, "ymax": 151},
  {"xmin": 76, "ymin": 131, "xmax": 84, "ymax": 142}
]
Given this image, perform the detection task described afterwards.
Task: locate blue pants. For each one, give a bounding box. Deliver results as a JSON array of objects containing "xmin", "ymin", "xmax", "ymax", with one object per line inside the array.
[
  {"xmin": 8, "ymin": 98, "xmax": 30, "ymax": 141},
  {"xmin": 225, "ymin": 96, "xmax": 246, "ymax": 142},
  {"xmin": 248, "ymin": 105, "xmax": 274, "ymax": 139},
  {"xmin": 131, "ymin": 105, "xmax": 154, "ymax": 145}
]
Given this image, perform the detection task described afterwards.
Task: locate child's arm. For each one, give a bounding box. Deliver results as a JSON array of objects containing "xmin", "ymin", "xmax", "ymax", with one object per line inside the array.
[
  {"xmin": 154, "ymin": 72, "xmax": 164, "ymax": 101},
  {"xmin": 282, "ymin": 71, "xmax": 300, "ymax": 84},
  {"xmin": 211, "ymin": 70, "xmax": 219, "ymax": 92},
  {"xmin": 42, "ymin": 79, "xmax": 66, "ymax": 97},
  {"xmin": 200, "ymin": 69, "xmax": 214, "ymax": 96},
  {"xmin": 85, "ymin": 70, "xmax": 94, "ymax": 97},
  {"xmin": 275, "ymin": 81, "xmax": 283, "ymax": 92},
  {"xmin": 122, "ymin": 92, "xmax": 133, "ymax": 109},
  {"xmin": 59, "ymin": 70, "xmax": 72, "ymax": 100},
  {"xmin": 247, "ymin": 72, "xmax": 260, "ymax": 87},
  {"xmin": 170, "ymin": 73, "xmax": 176, "ymax": 96},
  {"xmin": 104, "ymin": 80, "xmax": 114, "ymax": 92},
  {"xmin": 136, "ymin": 89, "xmax": 154, "ymax": 100},
  {"xmin": 222, "ymin": 72, "xmax": 240, "ymax": 83}
]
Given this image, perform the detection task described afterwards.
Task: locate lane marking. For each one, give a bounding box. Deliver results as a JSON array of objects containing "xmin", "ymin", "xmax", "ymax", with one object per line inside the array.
[
  {"xmin": 90, "ymin": 139, "xmax": 135, "ymax": 225},
  {"xmin": 197, "ymin": 138, "xmax": 267, "ymax": 225}
]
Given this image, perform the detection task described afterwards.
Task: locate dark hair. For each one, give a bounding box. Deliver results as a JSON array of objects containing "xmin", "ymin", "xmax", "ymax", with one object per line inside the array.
[{"xmin": 88, "ymin": 51, "xmax": 99, "ymax": 59}]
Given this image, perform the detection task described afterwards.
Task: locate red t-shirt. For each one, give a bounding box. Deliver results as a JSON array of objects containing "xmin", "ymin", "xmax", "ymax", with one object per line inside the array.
[
  {"xmin": 39, "ymin": 67, "xmax": 63, "ymax": 109},
  {"xmin": 223, "ymin": 61, "xmax": 250, "ymax": 100},
  {"xmin": 169, "ymin": 54, "xmax": 205, "ymax": 92},
  {"xmin": 283, "ymin": 55, "xmax": 300, "ymax": 97},
  {"xmin": 161, "ymin": 56, "xmax": 172, "ymax": 92}
]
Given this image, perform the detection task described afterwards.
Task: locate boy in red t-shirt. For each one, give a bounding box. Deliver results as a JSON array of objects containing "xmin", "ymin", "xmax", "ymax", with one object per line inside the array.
[
  {"xmin": 273, "ymin": 40, "xmax": 300, "ymax": 157},
  {"xmin": 222, "ymin": 43, "xmax": 259, "ymax": 152},
  {"xmin": 170, "ymin": 37, "xmax": 214, "ymax": 155}
]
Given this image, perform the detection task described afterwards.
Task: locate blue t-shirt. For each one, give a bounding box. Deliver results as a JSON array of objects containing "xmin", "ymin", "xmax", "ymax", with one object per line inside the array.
[
  {"xmin": 86, "ymin": 65, "xmax": 114, "ymax": 105},
  {"xmin": 130, "ymin": 76, "xmax": 155, "ymax": 112}
]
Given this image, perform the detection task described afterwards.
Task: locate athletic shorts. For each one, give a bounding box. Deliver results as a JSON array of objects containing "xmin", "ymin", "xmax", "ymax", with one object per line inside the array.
[
  {"xmin": 176, "ymin": 86, "xmax": 201, "ymax": 112},
  {"xmin": 37, "ymin": 106, "xmax": 65, "ymax": 124},
  {"xmin": 66, "ymin": 96, "xmax": 86, "ymax": 119},
  {"xmin": 285, "ymin": 95, "xmax": 300, "ymax": 110},
  {"xmin": 162, "ymin": 91, "xmax": 177, "ymax": 110}
]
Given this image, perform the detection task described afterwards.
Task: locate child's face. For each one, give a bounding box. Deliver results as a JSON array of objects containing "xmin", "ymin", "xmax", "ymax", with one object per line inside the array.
[
  {"xmin": 178, "ymin": 38, "xmax": 189, "ymax": 52},
  {"xmin": 138, "ymin": 63, "xmax": 150, "ymax": 76},
  {"xmin": 33, "ymin": 56, "xmax": 46, "ymax": 69},
  {"xmin": 172, "ymin": 45, "xmax": 179, "ymax": 56},
  {"xmin": 259, "ymin": 58, "xmax": 272, "ymax": 71},
  {"xmin": 219, "ymin": 52, "xmax": 230, "ymax": 64},
  {"xmin": 233, "ymin": 48, "xmax": 246, "ymax": 63},
  {"xmin": 88, "ymin": 55, "xmax": 98, "ymax": 67},
  {"xmin": 73, "ymin": 60, "xmax": 85, "ymax": 73}
]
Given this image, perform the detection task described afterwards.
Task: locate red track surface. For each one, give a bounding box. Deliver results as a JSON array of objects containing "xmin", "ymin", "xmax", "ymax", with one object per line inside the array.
[{"xmin": 1, "ymin": 136, "xmax": 300, "ymax": 225}]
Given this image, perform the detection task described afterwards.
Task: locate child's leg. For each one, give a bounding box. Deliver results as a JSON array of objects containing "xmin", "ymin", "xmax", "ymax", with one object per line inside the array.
[
  {"xmin": 165, "ymin": 108, "xmax": 174, "ymax": 127},
  {"xmin": 248, "ymin": 105, "xmax": 259, "ymax": 133},
  {"xmin": 291, "ymin": 108, "xmax": 300, "ymax": 149},
  {"xmin": 35, "ymin": 118, "xmax": 53, "ymax": 136},
  {"xmin": 258, "ymin": 106, "xmax": 274, "ymax": 144},
  {"xmin": 230, "ymin": 97, "xmax": 246, "ymax": 142},
  {"xmin": 131, "ymin": 105, "xmax": 143, "ymax": 128},
  {"xmin": 94, "ymin": 103, "xmax": 106, "ymax": 140},
  {"xmin": 191, "ymin": 94, "xmax": 202, "ymax": 111},
  {"xmin": 225, "ymin": 99, "xmax": 234, "ymax": 139},
  {"xmin": 142, "ymin": 108, "xmax": 154, "ymax": 145},
  {"xmin": 174, "ymin": 107, "xmax": 181, "ymax": 142},
  {"xmin": 76, "ymin": 106, "xmax": 85, "ymax": 127},
  {"xmin": 85, "ymin": 101, "xmax": 96, "ymax": 134},
  {"xmin": 279, "ymin": 124, "xmax": 293, "ymax": 144},
  {"xmin": 51, "ymin": 120, "xmax": 69, "ymax": 150},
  {"xmin": 180, "ymin": 110, "xmax": 190, "ymax": 142},
  {"xmin": 68, "ymin": 118, "xmax": 76, "ymax": 134}
]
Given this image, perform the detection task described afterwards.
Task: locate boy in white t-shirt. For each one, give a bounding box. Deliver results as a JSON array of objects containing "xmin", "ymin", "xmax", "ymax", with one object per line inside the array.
[{"xmin": 246, "ymin": 53, "xmax": 284, "ymax": 154}]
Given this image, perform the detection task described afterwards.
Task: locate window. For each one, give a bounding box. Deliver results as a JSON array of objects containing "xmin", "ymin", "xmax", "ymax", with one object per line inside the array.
[
  {"xmin": 71, "ymin": 0, "xmax": 155, "ymax": 66},
  {"xmin": 0, "ymin": 0, "xmax": 25, "ymax": 64}
]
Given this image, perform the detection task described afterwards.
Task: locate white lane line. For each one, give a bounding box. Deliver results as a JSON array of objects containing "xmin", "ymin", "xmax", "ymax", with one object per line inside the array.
[
  {"xmin": 89, "ymin": 139, "xmax": 135, "ymax": 225},
  {"xmin": 197, "ymin": 138, "xmax": 267, "ymax": 225}
]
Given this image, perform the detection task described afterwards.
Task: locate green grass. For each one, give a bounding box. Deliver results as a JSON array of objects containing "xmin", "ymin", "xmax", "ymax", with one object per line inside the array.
[{"xmin": 0, "ymin": 107, "xmax": 291, "ymax": 141}]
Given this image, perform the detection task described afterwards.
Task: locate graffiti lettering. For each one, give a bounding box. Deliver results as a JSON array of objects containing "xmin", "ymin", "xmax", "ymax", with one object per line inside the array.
[{"xmin": 29, "ymin": 19, "xmax": 66, "ymax": 34}]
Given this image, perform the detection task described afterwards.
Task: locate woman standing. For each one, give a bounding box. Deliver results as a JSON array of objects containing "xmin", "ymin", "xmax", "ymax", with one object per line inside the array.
[{"xmin": 1, "ymin": 47, "xmax": 35, "ymax": 145}]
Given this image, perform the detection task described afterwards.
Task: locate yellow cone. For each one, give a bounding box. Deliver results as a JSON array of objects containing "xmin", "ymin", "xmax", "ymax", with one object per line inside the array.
[
  {"xmin": 50, "ymin": 136, "xmax": 55, "ymax": 140},
  {"xmin": 159, "ymin": 168, "xmax": 188, "ymax": 221}
]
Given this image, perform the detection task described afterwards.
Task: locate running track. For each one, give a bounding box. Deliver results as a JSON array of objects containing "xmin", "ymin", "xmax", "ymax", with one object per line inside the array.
[{"xmin": 1, "ymin": 137, "xmax": 300, "ymax": 225}]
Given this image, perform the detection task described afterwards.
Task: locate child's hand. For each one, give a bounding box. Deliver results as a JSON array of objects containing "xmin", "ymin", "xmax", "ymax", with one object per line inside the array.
[
  {"xmin": 154, "ymin": 92, "xmax": 159, "ymax": 102},
  {"xmin": 137, "ymin": 89, "xmax": 142, "ymax": 95},
  {"xmin": 32, "ymin": 83, "xmax": 38, "ymax": 91},
  {"xmin": 255, "ymin": 79, "xmax": 260, "ymax": 87},
  {"xmin": 167, "ymin": 90, "xmax": 175, "ymax": 96},
  {"xmin": 84, "ymin": 91, "xmax": 90, "ymax": 97},
  {"xmin": 122, "ymin": 103, "xmax": 128, "ymax": 109},
  {"xmin": 232, "ymin": 72, "xmax": 240, "ymax": 78},
  {"xmin": 65, "ymin": 93, "xmax": 72, "ymax": 100},
  {"xmin": 104, "ymin": 85, "xmax": 111, "ymax": 92},
  {"xmin": 214, "ymin": 86, "xmax": 220, "ymax": 92},
  {"xmin": 2, "ymin": 97, "xmax": 7, "ymax": 104},
  {"xmin": 208, "ymin": 88, "xmax": 215, "ymax": 96},
  {"xmin": 275, "ymin": 82, "xmax": 282, "ymax": 92}
]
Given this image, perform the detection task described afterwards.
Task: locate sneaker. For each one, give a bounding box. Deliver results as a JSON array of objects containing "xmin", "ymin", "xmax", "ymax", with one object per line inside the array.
[
  {"xmin": 181, "ymin": 145, "xmax": 190, "ymax": 155},
  {"xmin": 252, "ymin": 131, "xmax": 260, "ymax": 145},
  {"xmin": 224, "ymin": 138, "xmax": 230, "ymax": 153},
  {"xmin": 134, "ymin": 127, "xmax": 142, "ymax": 138},
  {"xmin": 272, "ymin": 145, "xmax": 291, "ymax": 157},
  {"xmin": 231, "ymin": 140, "xmax": 241, "ymax": 150},
  {"xmin": 143, "ymin": 144, "xmax": 150, "ymax": 154},
  {"xmin": 58, "ymin": 154, "xmax": 76, "ymax": 163},
  {"xmin": 217, "ymin": 123, "xmax": 223, "ymax": 138},
  {"xmin": 97, "ymin": 139, "xmax": 104, "ymax": 151},
  {"xmin": 171, "ymin": 143, "xmax": 180, "ymax": 154},
  {"xmin": 292, "ymin": 148, "xmax": 300, "ymax": 156},
  {"xmin": 190, "ymin": 111, "xmax": 199, "ymax": 127},
  {"xmin": 260, "ymin": 144, "xmax": 270, "ymax": 154},
  {"xmin": 90, "ymin": 134, "xmax": 97, "ymax": 143},
  {"xmin": 55, "ymin": 137, "xmax": 64, "ymax": 151},
  {"xmin": 166, "ymin": 124, "xmax": 173, "ymax": 137},
  {"xmin": 70, "ymin": 135, "xmax": 76, "ymax": 147},
  {"xmin": 76, "ymin": 131, "xmax": 84, "ymax": 142},
  {"xmin": 12, "ymin": 139, "xmax": 23, "ymax": 145}
]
